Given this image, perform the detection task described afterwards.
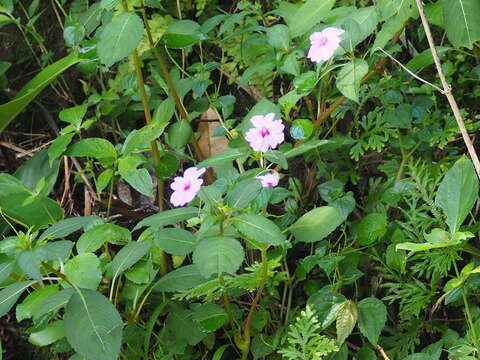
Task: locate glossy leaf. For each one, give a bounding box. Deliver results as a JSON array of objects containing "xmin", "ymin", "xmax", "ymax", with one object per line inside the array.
[
  {"xmin": 77, "ymin": 223, "xmax": 131, "ymax": 253},
  {"xmin": 39, "ymin": 215, "xmax": 103, "ymax": 241},
  {"xmin": 29, "ymin": 320, "xmax": 65, "ymax": 346},
  {"xmin": 357, "ymin": 213, "xmax": 387, "ymax": 246},
  {"xmin": 336, "ymin": 300, "xmax": 357, "ymax": 345}
]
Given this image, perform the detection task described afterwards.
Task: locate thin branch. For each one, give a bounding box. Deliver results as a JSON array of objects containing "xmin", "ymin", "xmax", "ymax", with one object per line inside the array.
[
  {"xmin": 374, "ymin": 47, "xmax": 444, "ymax": 93},
  {"xmin": 376, "ymin": 345, "xmax": 391, "ymax": 360},
  {"xmin": 415, "ymin": 0, "xmax": 480, "ymax": 177}
]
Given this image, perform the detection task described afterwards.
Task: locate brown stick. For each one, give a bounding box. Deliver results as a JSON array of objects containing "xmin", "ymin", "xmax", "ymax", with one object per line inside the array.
[
  {"xmin": 376, "ymin": 345, "xmax": 391, "ymax": 360},
  {"xmin": 415, "ymin": 0, "xmax": 480, "ymax": 177}
]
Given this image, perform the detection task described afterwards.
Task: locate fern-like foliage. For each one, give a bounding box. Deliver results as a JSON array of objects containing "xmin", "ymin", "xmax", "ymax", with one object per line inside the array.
[{"xmin": 278, "ymin": 306, "xmax": 338, "ymax": 360}]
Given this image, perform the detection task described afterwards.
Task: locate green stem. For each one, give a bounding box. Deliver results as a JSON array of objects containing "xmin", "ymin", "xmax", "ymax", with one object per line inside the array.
[
  {"xmin": 452, "ymin": 258, "xmax": 479, "ymax": 353},
  {"xmin": 241, "ymin": 247, "xmax": 269, "ymax": 360},
  {"xmin": 219, "ymin": 275, "xmax": 237, "ymax": 330},
  {"xmin": 139, "ymin": 1, "xmax": 214, "ymax": 184},
  {"xmin": 121, "ymin": 0, "xmax": 164, "ymax": 211}
]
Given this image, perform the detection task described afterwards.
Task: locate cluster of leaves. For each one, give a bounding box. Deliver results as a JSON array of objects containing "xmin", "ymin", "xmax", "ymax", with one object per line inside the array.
[{"xmin": 1, "ymin": 0, "xmax": 480, "ymax": 359}]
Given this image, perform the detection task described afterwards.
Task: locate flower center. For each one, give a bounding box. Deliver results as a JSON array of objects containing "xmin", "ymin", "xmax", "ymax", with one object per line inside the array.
[
  {"xmin": 267, "ymin": 182, "xmax": 274, "ymax": 187},
  {"xmin": 260, "ymin": 128, "xmax": 270, "ymax": 138},
  {"xmin": 183, "ymin": 182, "xmax": 191, "ymax": 191},
  {"xmin": 318, "ymin": 37, "xmax": 328, "ymax": 46}
]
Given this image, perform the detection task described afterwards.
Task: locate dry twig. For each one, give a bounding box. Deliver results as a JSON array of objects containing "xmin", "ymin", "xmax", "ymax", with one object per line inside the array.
[{"xmin": 415, "ymin": 0, "xmax": 480, "ymax": 177}]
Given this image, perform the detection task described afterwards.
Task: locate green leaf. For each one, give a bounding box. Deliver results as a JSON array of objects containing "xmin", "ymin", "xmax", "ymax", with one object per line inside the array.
[
  {"xmin": 33, "ymin": 289, "xmax": 74, "ymax": 321},
  {"xmin": 196, "ymin": 148, "xmax": 247, "ymax": 168},
  {"xmin": 284, "ymin": 139, "xmax": 329, "ymax": 159},
  {"xmin": 48, "ymin": 134, "xmax": 75, "ymax": 164},
  {"xmin": 111, "ymin": 241, "xmax": 151, "ymax": 282},
  {"xmin": 153, "ymin": 264, "xmax": 207, "ymax": 292},
  {"xmin": 122, "ymin": 122, "xmax": 167, "ymax": 156},
  {"xmin": 39, "ymin": 216, "xmax": 103, "ymax": 241},
  {"xmin": 225, "ymin": 178, "xmax": 262, "ymax": 208},
  {"xmin": 336, "ymin": 59, "xmax": 369, "ymax": 103},
  {"xmin": 357, "ymin": 298, "xmax": 387, "ymax": 346},
  {"xmin": 118, "ymin": 155, "xmax": 153, "ymax": 198},
  {"xmin": 308, "ymin": 286, "xmax": 347, "ymax": 328},
  {"xmin": 288, "ymin": 0, "xmax": 335, "ymax": 38},
  {"xmin": 67, "ymin": 138, "xmax": 116, "ymax": 159},
  {"xmin": 134, "ymin": 207, "xmax": 199, "ymax": 230},
  {"xmin": 153, "ymin": 228, "xmax": 196, "ymax": 256},
  {"xmin": 167, "ymin": 119, "xmax": 193, "ymax": 150},
  {"xmin": 97, "ymin": 169, "xmax": 114, "ymax": 193},
  {"xmin": 338, "ymin": 7, "xmax": 378, "ymax": 50},
  {"xmin": 29, "ymin": 320, "xmax": 65, "ymax": 347},
  {"xmin": 97, "ymin": 12, "xmax": 144, "ymax": 67},
  {"xmin": 0, "ymin": 281, "xmax": 36, "ymax": 317},
  {"xmin": 266, "ymin": 24, "xmax": 290, "ymax": 51},
  {"xmin": 14, "ymin": 148, "xmax": 60, "ymax": 193},
  {"xmin": 357, "ymin": 213, "xmax": 387, "ymax": 246},
  {"xmin": 288, "ymin": 207, "xmax": 344, "ymax": 243},
  {"xmin": 64, "ymin": 254, "xmax": 102, "ymax": 290},
  {"xmin": 233, "ymin": 213, "xmax": 286, "ymax": 246},
  {"xmin": 59, "ymin": 104, "xmax": 88, "ymax": 127},
  {"xmin": 64, "ymin": 289, "xmax": 123, "ymax": 360},
  {"xmin": 18, "ymin": 250, "xmax": 42, "ymax": 282},
  {"xmin": 336, "ymin": 301, "xmax": 357, "ymax": 345},
  {"xmin": 442, "ymin": 0, "xmax": 480, "ymax": 48},
  {"xmin": 193, "ymin": 237, "xmax": 244, "ymax": 278},
  {"xmin": 0, "ymin": 54, "xmax": 79, "ymax": 134},
  {"xmin": 264, "ymin": 150, "xmax": 288, "ymax": 169},
  {"xmin": 192, "ymin": 303, "xmax": 227, "ymax": 332},
  {"xmin": 77, "ymin": 223, "xmax": 131, "ymax": 253},
  {"xmin": 164, "ymin": 20, "xmax": 204, "ymax": 49},
  {"xmin": 16, "ymin": 285, "xmax": 58, "ymax": 321},
  {"xmin": 0, "ymin": 262, "xmax": 14, "ymax": 284},
  {"xmin": 153, "ymin": 97, "xmax": 175, "ymax": 128},
  {"xmin": 0, "ymin": 174, "xmax": 63, "ymax": 229},
  {"xmin": 436, "ymin": 157, "xmax": 479, "ymax": 233}
]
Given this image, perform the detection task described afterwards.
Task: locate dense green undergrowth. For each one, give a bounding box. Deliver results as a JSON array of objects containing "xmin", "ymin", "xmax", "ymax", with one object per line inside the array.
[{"xmin": 1, "ymin": 0, "xmax": 480, "ymax": 359}]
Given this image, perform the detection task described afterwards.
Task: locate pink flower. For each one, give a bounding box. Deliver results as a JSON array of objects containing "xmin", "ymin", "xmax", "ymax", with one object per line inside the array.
[
  {"xmin": 245, "ymin": 113, "xmax": 284, "ymax": 152},
  {"xmin": 256, "ymin": 171, "xmax": 280, "ymax": 188},
  {"xmin": 170, "ymin": 167, "xmax": 206, "ymax": 207},
  {"xmin": 307, "ymin": 27, "xmax": 345, "ymax": 63}
]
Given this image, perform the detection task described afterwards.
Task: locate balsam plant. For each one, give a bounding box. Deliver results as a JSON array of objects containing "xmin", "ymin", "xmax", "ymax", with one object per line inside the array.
[{"xmin": 1, "ymin": 0, "xmax": 480, "ymax": 359}]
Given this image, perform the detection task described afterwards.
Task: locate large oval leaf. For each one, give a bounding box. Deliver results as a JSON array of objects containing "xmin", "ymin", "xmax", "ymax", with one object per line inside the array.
[
  {"xmin": 97, "ymin": 12, "xmax": 144, "ymax": 67},
  {"xmin": 153, "ymin": 264, "xmax": 207, "ymax": 292},
  {"xmin": 435, "ymin": 157, "xmax": 479, "ymax": 233},
  {"xmin": 153, "ymin": 228, "xmax": 196, "ymax": 256},
  {"xmin": 111, "ymin": 241, "xmax": 152, "ymax": 281},
  {"xmin": 193, "ymin": 237, "xmax": 244, "ymax": 278},
  {"xmin": 288, "ymin": 0, "xmax": 335, "ymax": 38},
  {"xmin": 232, "ymin": 213, "xmax": 286, "ymax": 246},
  {"xmin": 288, "ymin": 206, "xmax": 344, "ymax": 243},
  {"xmin": 64, "ymin": 289, "xmax": 123, "ymax": 360},
  {"xmin": 442, "ymin": 0, "xmax": 480, "ymax": 49}
]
